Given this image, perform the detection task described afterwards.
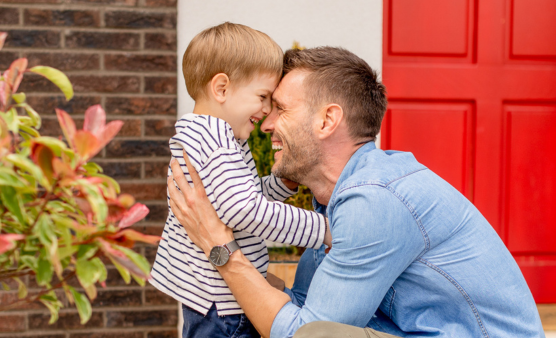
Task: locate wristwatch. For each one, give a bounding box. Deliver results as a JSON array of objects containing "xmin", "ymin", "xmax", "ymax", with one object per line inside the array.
[{"xmin": 209, "ymin": 240, "xmax": 240, "ymax": 267}]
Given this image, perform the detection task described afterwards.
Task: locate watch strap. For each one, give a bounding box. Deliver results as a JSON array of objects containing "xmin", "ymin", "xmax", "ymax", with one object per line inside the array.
[{"xmin": 224, "ymin": 240, "xmax": 240, "ymax": 255}]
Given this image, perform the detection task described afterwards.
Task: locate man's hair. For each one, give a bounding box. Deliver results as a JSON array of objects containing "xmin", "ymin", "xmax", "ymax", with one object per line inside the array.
[
  {"xmin": 283, "ymin": 47, "xmax": 387, "ymax": 142},
  {"xmin": 183, "ymin": 22, "xmax": 283, "ymax": 100}
]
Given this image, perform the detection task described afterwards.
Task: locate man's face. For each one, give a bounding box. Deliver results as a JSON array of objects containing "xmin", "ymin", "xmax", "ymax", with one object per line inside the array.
[{"xmin": 261, "ymin": 70, "xmax": 321, "ymax": 183}]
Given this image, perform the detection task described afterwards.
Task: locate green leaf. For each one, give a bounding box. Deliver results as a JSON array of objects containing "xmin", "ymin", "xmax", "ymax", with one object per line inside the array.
[
  {"xmin": 34, "ymin": 137, "xmax": 67, "ymax": 157},
  {"xmin": 77, "ymin": 245, "xmax": 98, "ymax": 261},
  {"xmin": 6, "ymin": 154, "xmax": 48, "ymax": 191},
  {"xmin": 69, "ymin": 287, "xmax": 92, "ymax": 324},
  {"xmin": 0, "ymin": 185, "xmax": 25, "ymax": 224},
  {"xmin": 1, "ymin": 281, "xmax": 10, "ymax": 291},
  {"xmin": 23, "ymin": 104, "xmax": 41, "ymax": 129},
  {"xmin": 82, "ymin": 162, "xmax": 103, "ymax": 174},
  {"xmin": 116, "ymin": 246, "xmax": 150, "ymax": 277},
  {"xmin": 111, "ymin": 259, "xmax": 131, "ymax": 284},
  {"xmin": 15, "ymin": 277, "xmax": 27, "ymax": 299},
  {"xmin": 77, "ymin": 179, "xmax": 107, "ymax": 223},
  {"xmin": 39, "ymin": 291, "xmax": 63, "ymax": 324},
  {"xmin": 76, "ymin": 258, "xmax": 100, "ymax": 288},
  {"xmin": 12, "ymin": 93, "xmax": 26, "ymax": 104},
  {"xmin": 0, "ymin": 170, "xmax": 25, "ymax": 187},
  {"xmin": 131, "ymin": 274, "xmax": 145, "ymax": 287},
  {"xmin": 90, "ymin": 257, "xmax": 107, "ymax": 283},
  {"xmin": 18, "ymin": 124, "xmax": 40, "ymax": 138},
  {"xmin": 36, "ymin": 257, "xmax": 53, "ymax": 286},
  {"xmin": 29, "ymin": 66, "xmax": 74, "ymax": 101},
  {"xmin": 20, "ymin": 255, "xmax": 38, "ymax": 270}
]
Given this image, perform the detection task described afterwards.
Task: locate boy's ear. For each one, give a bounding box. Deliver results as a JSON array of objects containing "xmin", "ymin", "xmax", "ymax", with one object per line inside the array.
[{"xmin": 210, "ymin": 73, "xmax": 230, "ymax": 103}]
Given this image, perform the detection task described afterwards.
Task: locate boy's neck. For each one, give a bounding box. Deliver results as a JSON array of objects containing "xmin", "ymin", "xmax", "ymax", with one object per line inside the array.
[{"xmin": 192, "ymin": 98, "xmax": 226, "ymax": 121}]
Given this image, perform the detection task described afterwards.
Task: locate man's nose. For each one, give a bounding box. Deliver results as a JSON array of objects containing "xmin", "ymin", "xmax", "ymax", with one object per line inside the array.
[{"xmin": 261, "ymin": 109, "xmax": 277, "ymax": 133}]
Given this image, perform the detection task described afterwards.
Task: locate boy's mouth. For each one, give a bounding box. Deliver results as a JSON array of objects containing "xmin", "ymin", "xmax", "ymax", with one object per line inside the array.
[{"xmin": 249, "ymin": 117, "xmax": 261, "ymax": 125}]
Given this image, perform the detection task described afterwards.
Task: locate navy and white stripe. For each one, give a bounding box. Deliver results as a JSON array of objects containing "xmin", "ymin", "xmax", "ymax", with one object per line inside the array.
[{"xmin": 149, "ymin": 114, "xmax": 325, "ymax": 316}]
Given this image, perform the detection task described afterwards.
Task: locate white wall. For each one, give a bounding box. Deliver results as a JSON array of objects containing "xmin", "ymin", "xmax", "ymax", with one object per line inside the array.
[{"xmin": 176, "ymin": 0, "xmax": 384, "ymax": 118}]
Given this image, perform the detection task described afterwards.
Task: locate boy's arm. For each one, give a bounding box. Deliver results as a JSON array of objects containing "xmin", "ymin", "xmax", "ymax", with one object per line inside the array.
[
  {"xmin": 196, "ymin": 148, "xmax": 325, "ymax": 249},
  {"xmin": 260, "ymin": 174, "xmax": 298, "ymax": 202}
]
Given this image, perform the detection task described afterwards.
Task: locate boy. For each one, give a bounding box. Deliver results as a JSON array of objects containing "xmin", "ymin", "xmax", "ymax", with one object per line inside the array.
[{"xmin": 149, "ymin": 23, "xmax": 328, "ymax": 338}]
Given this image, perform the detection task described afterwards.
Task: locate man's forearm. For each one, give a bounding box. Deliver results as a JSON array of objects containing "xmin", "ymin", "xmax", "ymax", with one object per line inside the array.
[{"xmin": 217, "ymin": 252, "xmax": 292, "ymax": 338}]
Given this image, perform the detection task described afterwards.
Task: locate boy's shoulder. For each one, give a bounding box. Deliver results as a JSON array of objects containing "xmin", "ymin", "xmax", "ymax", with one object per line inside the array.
[{"xmin": 172, "ymin": 114, "xmax": 243, "ymax": 162}]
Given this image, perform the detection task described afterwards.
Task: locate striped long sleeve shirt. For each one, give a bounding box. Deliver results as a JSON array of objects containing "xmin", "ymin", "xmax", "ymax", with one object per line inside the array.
[{"xmin": 149, "ymin": 114, "xmax": 326, "ymax": 316}]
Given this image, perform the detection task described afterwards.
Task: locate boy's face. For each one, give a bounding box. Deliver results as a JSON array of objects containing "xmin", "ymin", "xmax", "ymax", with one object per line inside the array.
[{"xmin": 223, "ymin": 72, "xmax": 279, "ymax": 140}]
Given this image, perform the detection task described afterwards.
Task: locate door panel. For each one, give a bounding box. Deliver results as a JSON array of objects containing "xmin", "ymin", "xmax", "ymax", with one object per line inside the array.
[{"xmin": 382, "ymin": 0, "xmax": 556, "ymax": 302}]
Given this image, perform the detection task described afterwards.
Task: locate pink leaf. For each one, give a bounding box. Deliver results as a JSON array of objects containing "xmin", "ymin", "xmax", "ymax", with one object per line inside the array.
[
  {"xmin": 118, "ymin": 203, "xmax": 150, "ymax": 228},
  {"xmin": 0, "ymin": 234, "xmax": 25, "ymax": 255},
  {"xmin": 0, "ymin": 81, "xmax": 7, "ymax": 109},
  {"xmin": 74, "ymin": 130, "xmax": 101, "ymax": 161},
  {"xmin": 5, "ymin": 58, "xmax": 28, "ymax": 93},
  {"xmin": 98, "ymin": 120, "xmax": 123, "ymax": 149},
  {"xmin": 83, "ymin": 105, "xmax": 106, "ymax": 139},
  {"xmin": 0, "ymin": 32, "xmax": 7, "ymax": 51},
  {"xmin": 56, "ymin": 109, "xmax": 76, "ymax": 149},
  {"xmin": 96, "ymin": 239, "xmax": 148, "ymax": 278},
  {"xmin": 109, "ymin": 229, "xmax": 161, "ymax": 245}
]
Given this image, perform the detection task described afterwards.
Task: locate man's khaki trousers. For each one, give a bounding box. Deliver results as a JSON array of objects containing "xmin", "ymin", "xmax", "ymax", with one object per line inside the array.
[{"xmin": 293, "ymin": 321, "xmax": 402, "ymax": 338}]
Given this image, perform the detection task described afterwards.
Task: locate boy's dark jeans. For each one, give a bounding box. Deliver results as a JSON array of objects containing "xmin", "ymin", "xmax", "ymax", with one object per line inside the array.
[{"xmin": 182, "ymin": 303, "xmax": 260, "ymax": 338}]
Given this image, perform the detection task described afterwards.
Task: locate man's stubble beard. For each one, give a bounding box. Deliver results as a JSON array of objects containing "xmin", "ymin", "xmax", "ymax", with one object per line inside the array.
[{"xmin": 271, "ymin": 120, "xmax": 321, "ymax": 184}]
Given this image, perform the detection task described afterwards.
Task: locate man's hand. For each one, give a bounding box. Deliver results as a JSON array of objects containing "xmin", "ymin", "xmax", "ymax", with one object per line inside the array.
[
  {"xmin": 266, "ymin": 272, "xmax": 286, "ymax": 292},
  {"xmin": 167, "ymin": 150, "xmax": 234, "ymax": 255}
]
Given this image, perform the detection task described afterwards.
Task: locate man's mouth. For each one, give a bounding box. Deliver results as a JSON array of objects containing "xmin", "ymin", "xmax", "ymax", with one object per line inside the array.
[{"xmin": 272, "ymin": 143, "xmax": 283, "ymax": 150}]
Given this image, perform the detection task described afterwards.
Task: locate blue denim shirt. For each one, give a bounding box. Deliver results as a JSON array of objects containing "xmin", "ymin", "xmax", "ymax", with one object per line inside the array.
[{"xmin": 271, "ymin": 142, "xmax": 544, "ymax": 338}]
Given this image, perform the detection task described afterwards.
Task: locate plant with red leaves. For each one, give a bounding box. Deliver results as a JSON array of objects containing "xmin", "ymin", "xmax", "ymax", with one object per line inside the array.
[{"xmin": 0, "ymin": 32, "xmax": 160, "ymax": 324}]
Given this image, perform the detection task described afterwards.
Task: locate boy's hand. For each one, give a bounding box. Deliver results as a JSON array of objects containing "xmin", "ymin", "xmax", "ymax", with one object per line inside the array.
[
  {"xmin": 281, "ymin": 178, "xmax": 299, "ymax": 191},
  {"xmin": 266, "ymin": 272, "xmax": 285, "ymax": 292}
]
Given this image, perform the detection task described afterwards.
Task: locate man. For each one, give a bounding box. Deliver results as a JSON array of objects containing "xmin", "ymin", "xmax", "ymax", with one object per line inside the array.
[{"xmin": 167, "ymin": 47, "xmax": 544, "ymax": 338}]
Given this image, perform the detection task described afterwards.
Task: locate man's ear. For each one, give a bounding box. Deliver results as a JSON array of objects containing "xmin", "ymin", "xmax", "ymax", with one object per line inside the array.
[
  {"xmin": 209, "ymin": 73, "xmax": 230, "ymax": 103},
  {"xmin": 317, "ymin": 104, "xmax": 344, "ymax": 139}
]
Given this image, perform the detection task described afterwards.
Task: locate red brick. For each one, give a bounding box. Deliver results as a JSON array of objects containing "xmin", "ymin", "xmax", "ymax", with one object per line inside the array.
[
  {"xmin": 106, "ymin": 309, "xmax": 177, "ymax": 327},
  {"xmin": 26, "ymin": 95, "xmax": 102, "ymax": 115},
  {"xmin": 105, "ymin": 140, "xmax": 170, "ymax": 158},
  {"xmin": 104, "ymin": 54, "xmax": 176, "ymax": 72},
  {"xmin": 69, "ymin": 0, "xmax": 136, "ymax": 5},
  {"xmin": 144, "ymin": 118, "xmax": 175, "ymax": 137},
  {"xmin": 145, "ymin": 0, "xmax": 176, "ymax": 7},
  {"xmin": 144, "ymin": 76, "xmax": 176, "ymax": 94},
  {"xmin": 29, "ymin": 311, "xmax": 104, "ymax": 330},
  {"xmin": 24, "ymin": 9, "xmax": 100, "ymax": 27},
  {"xmin": 105, "ymin": 97, "xmax": 176, "ymax": 116},
  {"xmin": 144, "ymin": 245, "xmax": 159, "ymax": 264},
  {"xmin": 105, "ymin": 11, "xmax": 176, "ymax": 29},
  {"xmin": 120, "ymin": 183, "xmax": 167, "ymax": 200},
  {"xmin": 65, "ymin": 31, "xmax": 140, "ymax": 50},
  {"xmin": 71, "ymin": 332, "xmax": 143, "ymax": 338},
  {"xmin": 0, "ymin": 7, "xmax": 19, "ymax": 25},
  {"xmin": 113, "ymin": 119, "xmax": 141, "ymax": 137},
  {"xmin": 0, "ymin": 0, "xmax": 60, "ymax": 3},
  {"xmin": 91, "ymin": 289, "xmax": 142, "ymax": 307},
  {"xmin": 5, "ymin": 30, "xmax": 60, "ymax": 48},
  {"xmin": 25, "ymin": 52, "xmax": 100, "ymax": 71},
  {"xmin": 19, "ymin": 74, "xmax": 59, "ymax": 93},
  {"xmin": 70, "ymin": 75, "xmax": 140, "ymax": 93},
  {"xmin": 96, "ymin": 161, "xmax": 141, "ymax": 179},
  {"xmin": 0, "ymin": 51, "xmax": 20, "ymax": 69},
  {"xmin": 131, "ymin": 224, "xmax": 164, "ymax": 236},
  {"xmin": 144, "ymin": 289, "xmax": 175, "ymax": 305},
  {"xmin": 144, "ymin": 161, "xmax": 169, "ymax": 178},
  {"xmin": 144, "ymin": 32, "xmax": 176, "ymax": 51},
  {"xmin": 146, "ymin": 329, "xmax": 178, "ymax": 338},
  {"xmin": 143, "ymin": 204, "xmax": 168, "ymax": 222},
  {"xmin": 0, "ymin": 314, "xmax": 26, "ymax": 332}
]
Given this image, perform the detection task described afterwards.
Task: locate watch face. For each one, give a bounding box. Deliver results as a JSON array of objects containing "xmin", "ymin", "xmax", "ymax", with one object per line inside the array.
[{"xmin": 209, "ymin": 246, "xmax": 230, "ymax": 267}]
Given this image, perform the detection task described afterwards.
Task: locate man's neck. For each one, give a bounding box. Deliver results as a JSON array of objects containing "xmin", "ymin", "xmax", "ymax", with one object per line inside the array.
[{"xmin": 302, "ymin": 140, "xmax": 366, "ymax": 206}]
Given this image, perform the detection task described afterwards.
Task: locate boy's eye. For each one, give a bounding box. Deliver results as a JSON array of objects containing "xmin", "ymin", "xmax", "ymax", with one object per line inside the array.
[{"xmin": 260, "ymin": 95, "xmax": 267, "ymax": 100}]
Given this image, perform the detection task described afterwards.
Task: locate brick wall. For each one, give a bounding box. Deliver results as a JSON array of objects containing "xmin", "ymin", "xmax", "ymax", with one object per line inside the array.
[{"xmin": 0, "ymin": 0, "xmax": 178, "ymax": 336}]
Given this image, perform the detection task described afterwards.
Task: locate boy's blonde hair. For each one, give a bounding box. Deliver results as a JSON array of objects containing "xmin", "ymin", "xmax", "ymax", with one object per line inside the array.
[{"xmin": 182, "ymin": 22, "xmax": 283, "ymax": 100}]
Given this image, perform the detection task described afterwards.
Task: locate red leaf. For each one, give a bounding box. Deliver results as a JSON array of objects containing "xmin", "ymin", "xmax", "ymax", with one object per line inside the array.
[
  {"xmin": 4, "ymin": 58, "xmax": 28, "ymax": 93},
  {"xmin": 74, "ymin": 130, "xmax": 101, "ymax": 161},
  {"xmin": 83, "ymin": 105, "xmax": 106, "ymax": 139},
  {"xmin": 0, "ymin": 32, "xmax": 7, "ymax": 51},
  {"xmin": 0, "ymin": 81, "xmax": 7, "ymax": 109},
  {"xmin": 52, "ymin": 157, "xmax": 75, "ymax": 179},
  {"xmin": 0, "ymin": 234, "xmax": 25, "ymax": 255},
  {"xmin": 56, "ymin": 109, "xmax": 76, "ymax": 149},
  {"xmin": 118, "ymin": 203, "xmax": 150, "ymax": 229},
  {"xmin": 31, "ymin": 143, "xmax": 55, "ymax": 181},
  {"xmin": 98, "ymin": 120, "xmax": 123, "ymax": 149},
  {"xmin": 108, "ymin": 229, "xmax": 161, "ymax": 246},
  {"xmin": 96, "ymin": 239, "xmax": 148, "ymax": 278}
]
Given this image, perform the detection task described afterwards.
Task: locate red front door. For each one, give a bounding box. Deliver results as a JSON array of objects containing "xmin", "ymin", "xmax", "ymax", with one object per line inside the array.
[{"xmin": 381, "ymin": 0, "xmax": 556, "ymax": 302}]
